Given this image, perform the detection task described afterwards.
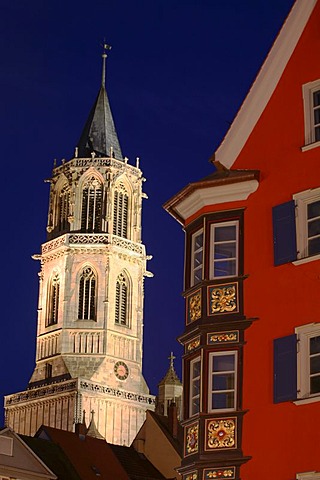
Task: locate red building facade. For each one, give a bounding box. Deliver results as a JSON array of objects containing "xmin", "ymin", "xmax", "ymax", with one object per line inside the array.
[{"xmin": 165, "ymin": 1, "xmax": 320, "ymax": 479}]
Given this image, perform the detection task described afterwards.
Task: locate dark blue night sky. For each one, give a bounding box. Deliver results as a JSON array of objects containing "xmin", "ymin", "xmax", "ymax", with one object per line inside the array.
[{"xmin": 0, "ymin": 0, "xmax": 294, "ymax": 424}]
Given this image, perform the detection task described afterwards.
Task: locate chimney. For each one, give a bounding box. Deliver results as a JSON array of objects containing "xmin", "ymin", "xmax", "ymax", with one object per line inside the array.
[
  {"xmin": 75, "ymin": 410, "xmax": 87, "ymax": 438},
  {"xmin": 168, "ymin": 401, "xmax": 178, "ymax": 439}
]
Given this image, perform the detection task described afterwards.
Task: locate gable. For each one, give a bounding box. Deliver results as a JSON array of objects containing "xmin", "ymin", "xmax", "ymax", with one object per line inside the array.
[
  {"xmin": 215, "ymin": 0, "xmax": 317, "ymax": 169},
  {"xmin": 0, "ymin": 429, "xmax": 55, "ymax": 479}
]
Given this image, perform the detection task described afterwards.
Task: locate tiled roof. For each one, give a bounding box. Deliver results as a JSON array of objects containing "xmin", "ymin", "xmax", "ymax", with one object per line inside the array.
[
  {"xmin": 109, "ymin": 444, "xmax": 166, "ymax": 480},
  {"xmin": 24, "ymin": 425, "xmax": 168, "ymax": 480}
]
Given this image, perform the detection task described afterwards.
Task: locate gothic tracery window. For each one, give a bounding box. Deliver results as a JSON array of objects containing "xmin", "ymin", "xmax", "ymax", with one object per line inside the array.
[
  {"xmin": 113, "ymin": 183, "xmax": 129, "ymax": 238},
  {"xmin": 58, "ymin": 184, "xmax": 70, "ymax": 232},
  {"xmin": 81, "ymin": 176, "xmax": 103, "ymax": 232},
  {"xmin": 115, "ymin": 272, "xmax": 129, "ymax": 326},
  {"xmin": 47, "ymin": 274, "xmax": 60, "ymax": 326},
  {"xmin": 78, "ymin": 266, "xmax": 96, "ymax": 320}
]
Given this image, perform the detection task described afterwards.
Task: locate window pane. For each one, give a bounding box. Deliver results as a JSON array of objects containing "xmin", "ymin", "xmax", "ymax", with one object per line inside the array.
[
  {"xmin": 214, "ymin": 243, "xmax": 236, "ymax": 260},
  {"xmin": 314, "ymin": 108, "xmax": 320, "ymax": 125},
  {"xmin": 308, "ymin": 237, "xmax": 320, "ymax": 256},
  {"xmin": 194, "ymin": 250, "xmax": 203, "ymax": 267},
  {"xmin": 315, "ymin": 126, "xmax": 320, "ymax": 142},
  {"xmin": 211, "ymin": 392, "xmax": 234, "ymax": 409},
  {"xmin": 212, "ymin": 373, "xmax": 235, "ymax": 390},
  {"xmin": 310, "ymin": 375, "xmax": 320, "ymax": 394},
  {"xmin": 192, "ymin": 379, "xmax": 200, "ymax": 396},
  {"xmin": 213, "ymin": 354, "xmax": 235, "ymax": 372},
  {"xmin": 310, "ymin": 336, "xmax": 320, "ymax": 355},
  {"xmin": 214, "ymin": 260, "xmax": 236, "ymax": 277},
  {"xmin": 214, "ymin": 225, "xmax": 236, "ymax": 242},
  {"xmin": 192, "ymin": 360, "xmax": 201, "ymax": 377},
  {"xmin": 313, "ymin": 90, "xmax": 320, "ymax": 107},
  {"xmin": 308, "ymin": 219, "xmax": 320, "ymax": 238},
  {"xmin": 307, "ymin": 200, "xmax": 320, "ymax": 219},
  {"xmin": 310, "ymin": 355, "xmax": 320, "ymax": 375},
  {"xmin": 194, "ymin": 232, "xmax": 203, "ymax": 250},
  {"xmin": 191, "ymin": 397, "xmax": 200, "ymax": 415}
]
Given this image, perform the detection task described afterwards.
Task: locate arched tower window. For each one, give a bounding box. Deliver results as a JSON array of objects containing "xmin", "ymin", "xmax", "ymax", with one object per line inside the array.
[
  {"xmin": 81, "ymin": 177, "xmax": 103, "ymax": 232},
  {"xmin": 47, "ymin": 274, "xmax": 60, "ymax": 326},
  {"xmin": 115, "ymin": 272, "xmax": 129, "ymax": 326},
  {"xmin": 113, "ymin": 183, "xmax": 129, "ymax": 238},
  {"xmin": 78, "ymin": 267, "xmax": 96, "ymax": 320},
  {"xmin": 58, "ymin": 184, "xmax": 70, "ymax": 232}
]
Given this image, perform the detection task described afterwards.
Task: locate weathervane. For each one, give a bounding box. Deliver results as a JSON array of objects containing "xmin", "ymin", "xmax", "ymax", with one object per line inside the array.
[{"xmin": 101, "ymin": 40, "xmax": 112, "ymax": 87}]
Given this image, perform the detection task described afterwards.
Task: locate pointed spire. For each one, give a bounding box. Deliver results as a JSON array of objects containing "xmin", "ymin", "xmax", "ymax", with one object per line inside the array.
[
  {"xmin": 76, "ymin": 44, "xmax": 123, "ymax": 160},
  {"xmin": 86, "ymin": 410, "xmax": 105, "ymax": 440}
]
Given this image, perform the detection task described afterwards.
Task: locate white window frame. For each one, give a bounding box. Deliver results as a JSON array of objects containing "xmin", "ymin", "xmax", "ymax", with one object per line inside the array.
[
  {"xmin": 189, "ymin": 356, "xmax": 201, "ymax": 417},
  {"xmin": 190, "ymin": 228, "xmax": 204, "ymax": 287},
  {"xmin": 295, "ymin": 323, "xmax": 320, "ymax": 403},
  {"xmin": 297, "ymin": 472, "xmax": 320, "ymax": 480},
  {"xmin": 293, "ymin": 187, "xmax": 320, "ymax": 263},
  {"xmin": 208, "ymin": 350, "xmax": 237, "ymax": 413},
  {"xmin": 302, "ymin": 79, "xmax": 320, "ymax": 151},
  {"xmin": 209, "ymin": 220, "xmax": 239, "ymax": 279}
]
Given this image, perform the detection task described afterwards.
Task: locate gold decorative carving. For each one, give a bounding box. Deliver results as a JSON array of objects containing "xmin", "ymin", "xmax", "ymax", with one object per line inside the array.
[
  {"xmin": 209, "ymin": 284, "xmax": 237, "ymax": 315},
  {"xmin": 184, "ymin": 473, "xmax": 198, "ymax": 480},
  {"xmin": 187, "ymin": 291, "xmax": 201, "ymax": 323},
  {"xmin": 203, "ymin": 468, "xmax": 235, "ymax": 479},
  {"xmin": 185, "ymin": 422, "xmax": 198, "ymax": 455},
  {"xmin": 206, "ymin": 418, "xmax": 236, "ymax": 450},
  {"xmin": 208, "ymin": 331, "xmax": 238, "ymax": 344},
  {"xmin": 186, "ymin": 337, "xmax": 200, "ymax": 352}
]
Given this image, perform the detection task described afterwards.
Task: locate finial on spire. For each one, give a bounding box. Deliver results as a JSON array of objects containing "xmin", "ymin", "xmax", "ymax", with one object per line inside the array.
[
  {"xmin": 101, "ymin": 41, "xmax": 112, "ymax": 87},
  {"xmin": 168, "ymin": 352, "xmax": 176, "ymax": 368}
]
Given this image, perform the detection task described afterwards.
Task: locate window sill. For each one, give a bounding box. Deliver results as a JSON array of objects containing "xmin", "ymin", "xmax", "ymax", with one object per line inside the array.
[
  {"xmin": 293, "ymin": 395, "xmax": 320, "ymax": 406},
  {"xmin": 301, "ymin": 140, "xmax": 320, "ymax": 152},
  {"xmin": 292, "ymin": 253, "xmax": 320, "ymax": 266}
]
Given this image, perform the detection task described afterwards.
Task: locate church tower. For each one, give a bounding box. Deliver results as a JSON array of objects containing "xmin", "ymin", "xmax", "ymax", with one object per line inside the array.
[{"xmin": 5, "ymin": 47, "xmax": 155, "ymax": 445}]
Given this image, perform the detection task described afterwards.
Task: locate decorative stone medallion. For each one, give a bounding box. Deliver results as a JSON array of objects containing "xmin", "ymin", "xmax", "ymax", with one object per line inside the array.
[
  {"xmin": 185, "ymin": 422, "xmax": 199, "ymax": 456},
  {"xmin": 207, "ymin": 331, "xmax": 239, "ymax": 345},
  {"xmin": 203, "ymin": 467, "xmax": 235, "ymax": 479},
  {"xmin": 208, "ymin": 283, "xmax": 238, "ymax": 315},
  {"xmin": 187, "ymin": 290, "xmax": 201, "ymax": 324},
  {"xmin": 186, "ymin": 336, "xmax": 201, "ymax": 353},
  {"xmin": 205, "ymin": 418, "xmax": 236, "ymax": 450}
]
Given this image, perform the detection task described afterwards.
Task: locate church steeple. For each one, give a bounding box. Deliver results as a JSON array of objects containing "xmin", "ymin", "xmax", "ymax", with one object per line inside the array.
[
  {"xmin": 4, "ymin": 51, "xmax": 154, "ymax": 445},
  {"xmin": 77, "ymin": 44, "xmax": 123, "ymax": 160}
]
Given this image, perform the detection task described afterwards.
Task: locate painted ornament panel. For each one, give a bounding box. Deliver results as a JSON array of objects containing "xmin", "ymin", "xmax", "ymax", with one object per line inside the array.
[
  {"xmin": 208, "ymin": 283, "xmax": 238, "ymax": 315},
  {"xmin": 185, "ymin": 422, "xmax": 199, "ymax": 456},
  {"xmin": 205, "ymin": 418, "xmax": 236, "ymax": 450},
  {"xmin": 203, "ymin": 467, "xmax": 235, "ymax": 479},
  {"xmin": 187, "ymin": 290, "xmax": 202, "ymax": 324}
]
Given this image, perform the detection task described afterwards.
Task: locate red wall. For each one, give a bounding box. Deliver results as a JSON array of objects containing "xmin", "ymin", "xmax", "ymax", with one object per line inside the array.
[{"xmin": 185, "ymin": 3, "xmax": 320, "ymax": 478}]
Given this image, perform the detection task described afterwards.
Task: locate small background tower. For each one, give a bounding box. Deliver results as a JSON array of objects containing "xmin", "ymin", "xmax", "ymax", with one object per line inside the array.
[{"xmin": 157, "ymin": 353, "xmax": 183, "ymax": 420}]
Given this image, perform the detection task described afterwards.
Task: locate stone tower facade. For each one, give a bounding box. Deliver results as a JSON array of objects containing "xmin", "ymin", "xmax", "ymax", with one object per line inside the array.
[{"xmin": 5, "ymin": 51, "xmax": 155, "ymax": 445}]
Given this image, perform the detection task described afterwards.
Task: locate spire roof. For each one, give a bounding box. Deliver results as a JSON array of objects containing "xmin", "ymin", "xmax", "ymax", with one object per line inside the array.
[
  {"xmin": 77, "ymin": 46, "xmax": 123, "ymax": 160},
  {"xmin": 158, "ymin": 352, "xmax": 182, "ymax": 386}
]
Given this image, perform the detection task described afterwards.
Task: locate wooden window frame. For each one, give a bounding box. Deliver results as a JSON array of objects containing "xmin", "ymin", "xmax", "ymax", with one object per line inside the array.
[
  {"xmin": 208, "ymin": 350, "xmax": 237, "ymax": 412},
  {"xmin": 189, "ymin": 356, "xmax": 201, "ymax": 417}
]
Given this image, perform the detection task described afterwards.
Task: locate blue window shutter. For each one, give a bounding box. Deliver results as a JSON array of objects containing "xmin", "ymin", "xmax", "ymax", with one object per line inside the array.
[
  {"xmin": 273, "ymin": 334, "xmax": 297, "ymax": 403},
  {"xmin": 272, "ymin": 201, "xmax": 297, "ymax": 265}
]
